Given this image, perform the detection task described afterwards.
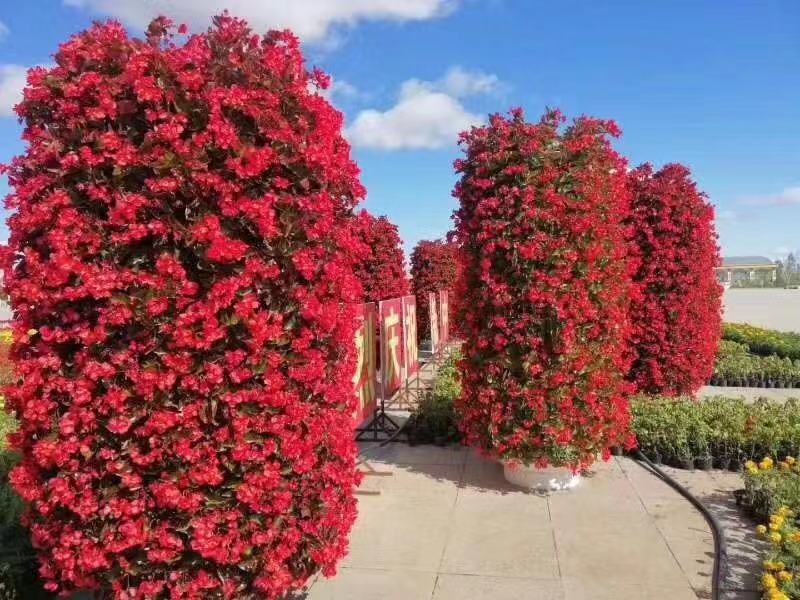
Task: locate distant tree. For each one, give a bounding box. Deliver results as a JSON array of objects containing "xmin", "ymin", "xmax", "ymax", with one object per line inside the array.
[
  {"xmin": 776, "ymin": 260, "xmax": 787, "ymax": 287},
  {"xmin": 787, "ymin": 253, "xmax": 798, "ymax": 285},
  {"xmin": 410, "ymin": 240, "xmax": 459, "ymax": 342},
  {"xmin": 352, "ymin": 210, "xmax": 410, "ymax": 303}
]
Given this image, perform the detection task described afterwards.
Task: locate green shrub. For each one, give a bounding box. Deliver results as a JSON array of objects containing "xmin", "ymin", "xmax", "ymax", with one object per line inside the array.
[
  {"xmin": 712, "ymin": 336, "xmax": 800, "ymax": 388},
  {"xmin": 741, "ymin": 457, "xmax": 800, "ymax": 524},
  {"xmin": 631, "ymin": 396, "xmax": 800, "ymax": 468},
  {"xmin": 742, "ymin": 463, "xmax": 800, "ymax": 599},
  {"xmin": 407, "ymin": 352, "xmax": 462, "ymax": 445},
  {"xmin": 0, "ymin": 404, "xmax": 51, "ymax": 599},
  {"xmin": 724, "ymin": 323, "xmax": 800, "ymax": 361}
]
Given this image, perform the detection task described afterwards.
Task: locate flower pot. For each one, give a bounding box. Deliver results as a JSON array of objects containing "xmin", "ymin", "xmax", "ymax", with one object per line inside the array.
[
  {"xmin": 729, "ymin": 457, "xmax": 743, "ymax": 472},
  {"xmin": 678, "ymin": 457, "xmax": 695, "ymax": 470},
  {"xmin": 610, "ymin": 446, "xmax": 624, "ymax": 456},
  {"xmin": 501, "ymin": 461, "xmax": 580, "ymax": 492},
  {"xmin": 695, "ymin": 455, "xmax": 713, "ymax": 471},
  {"xmin": 644, "ymin": 448, "xmax": 661, "ymax": 464},
  {"xmin": 713, "ymin": 455, "xmax": 728, "ymax": 469}
]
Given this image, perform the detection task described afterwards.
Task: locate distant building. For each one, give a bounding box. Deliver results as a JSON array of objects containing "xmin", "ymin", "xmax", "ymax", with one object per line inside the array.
[{"xmin": 715, "ymin": 256, "xmax": 777, "ymax": 286}]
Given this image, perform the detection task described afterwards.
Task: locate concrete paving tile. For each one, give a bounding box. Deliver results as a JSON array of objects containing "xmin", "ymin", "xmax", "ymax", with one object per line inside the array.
[
  {"xmin": 366, "ymin": 463, "xmax": 463, "ymax": 502},
  {"xmin": 719, "ymin": 591, "xmax": 760, "ymax": 600},
  {"xmin": 361, "ymin": 443, "xmax": 468, "ymax": 466},
  {"xmin": 460, "ymin": 458, "xmax": 527, "ymax": 494},
  {"xmin": 710, "ymin": 471, "xmax": 745, "ymax": 492},
  {"xmin": 647, "ymin": 499, "xmax": 712, "ymax": 538},
  {"xmin": 555, "ymin": 523, "xmax": 689, "ymax": 586},
  {"xmin": 308, "ymin": 567, "xmax": 437, "ymax": 600},
  {"xmin": 440, "ymin": 492, "xmax": 558, "ymax": 578},
  {"xmin": 562, "ymin": 578, "xmax": 698, "ymax": 600},
  {"xmin": 548, "ymin": 475, "xmax": 650, "ymax": 529},
  {"xmin": 432, "ymin": 574, "xmax": 564, "ymax": 599},
  {"xmin": 343, "ymin": 502, "xmax": 453, "ymax": 572},
  {"xmin": 660, "ymin": 533, "xmax": 714, "ymax": 597}
]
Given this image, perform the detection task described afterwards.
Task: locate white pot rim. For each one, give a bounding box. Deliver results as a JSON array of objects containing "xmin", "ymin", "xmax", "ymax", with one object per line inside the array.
[{"xmin": 501, "ymin": 460, "xmax": 581, "ymax": 492}]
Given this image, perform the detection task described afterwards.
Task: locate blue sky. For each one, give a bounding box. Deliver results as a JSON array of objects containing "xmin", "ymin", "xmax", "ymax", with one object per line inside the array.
[{"xmin": 0, "ymin": 0, "xmax": 798, "ymax": 260}]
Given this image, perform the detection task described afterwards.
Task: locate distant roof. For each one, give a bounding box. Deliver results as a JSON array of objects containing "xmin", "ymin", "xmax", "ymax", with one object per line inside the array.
[{"xmin": 721, "ymin": 256, "xmax": 775, "ymax": 267}]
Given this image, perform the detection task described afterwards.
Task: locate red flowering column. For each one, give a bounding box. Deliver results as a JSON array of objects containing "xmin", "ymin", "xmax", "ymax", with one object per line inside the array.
[
  {"xmin": 453, "ymin": 109, "xmax": 634, "ymax": 470},
  {"xmin": 627, "ymin": 163, "xmax": 722, "ymax": 395},
  {"xmin": 1, "ymin": 16, "xmax": 363, "ymax": 599},
  {"xmin": 410, "ymin": 240, "xmax": 459, "ymax": 342},
  {"xmin": 351, "ymin": 210, "xmax": 410, "ymax": 303}
]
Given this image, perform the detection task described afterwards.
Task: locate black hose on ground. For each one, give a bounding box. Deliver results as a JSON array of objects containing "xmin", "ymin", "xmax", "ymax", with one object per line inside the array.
[{"xmin": 632, "ymin": 450, "xmax": 726, "ymax": 600}]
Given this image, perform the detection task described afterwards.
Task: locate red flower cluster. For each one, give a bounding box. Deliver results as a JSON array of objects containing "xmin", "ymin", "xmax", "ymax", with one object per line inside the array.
[
  {"xmin": 351, "ymin": 210, "xmax": 409, "ymax": 303},
  {"xmin": 452, "ymin": 109, "xmax": 635, "ymax": 470},
  {"xmin": 1, "ymin": 15, "xmax": 364, "ymax": 599},
  {"xmin": 409, "ymin": 240, "xmax": 459, "ymax": 342},
  {"xmin": 627, "ymin": 163, "xmax": 722, "ymax": 395}
]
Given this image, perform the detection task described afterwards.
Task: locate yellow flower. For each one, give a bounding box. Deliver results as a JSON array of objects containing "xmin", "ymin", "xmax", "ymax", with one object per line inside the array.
[
  {"xmin": 745, "ymin": 460, "xmax": 757, "ymax": 470},
  {"xmin": 747, "ymin": 465, "xmax": 759, "ymax": 475},
  {"xmin": 777, "ymin": 570, "xmax": 793, "ymax": 582},
  {"xmin": 768, "ymin": 590, "xmax": 790, "ymax": 600},
  {"xmin": 770, "ymin": 515, "xmax": 785, "ymax": 530},
  {"xmin": 760, "ymin": 457, "xmax": 774, "ymax": 470},
  {"xmin": 770, "ymin": 532, "xmax": 783, "ymax": 545},
  {"xmin": 786, "ymin": 456, "xmax": 796, "ymax": 465},
  {"xmin": 762, "ymin": 572, "xmax": 777, "ymax": 589},
  {"xmin": 791, "ymin": 531, "xmax": 800, "ymax": 542},
  {"xmin": 777, "ymin": 506, "xmax": 794, "ymax": 518},
  {"xmin": 757, "ymin": 525, "xmax": 768, "ymax": 535},
  {"xmin": 779, "ymin": 461, "xmax": 790, "ymax": 471}
]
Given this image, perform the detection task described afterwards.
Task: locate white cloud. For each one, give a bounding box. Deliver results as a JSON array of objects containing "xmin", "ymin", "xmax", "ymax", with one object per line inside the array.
[
  {"xmin": 741, "ymin": 186, "xmax": 800, "ymax": 206},
  {"xmin": 716, "ymin": 209, "xmax": 737, "ymax": 223},
  {"xmin": 319, "ymin": 78, "xmax": 367, "ymax": 103},
  {"xmin": 0, "ymin": 21, "xmax": 9, "ymax": 40},
  {"xmin": 438, "ymin": 66, "xmax": 502, "ymax": 97},
  {"xmin": 346, "ymin": 67, "xmax": 500, "ymax": 150},
  {"xmin": 63, "ymin": 0, "xmax": 457, "ymax": 43},
  {"xmin": 0, "ymin": 64, "xmax": 28, "ymax": 118}
]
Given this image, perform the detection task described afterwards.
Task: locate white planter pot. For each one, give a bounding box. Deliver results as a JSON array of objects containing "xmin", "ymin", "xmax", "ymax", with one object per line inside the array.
[{"xmin": 502, "ymin": 461, "xmax": 580, "ymax": 492}]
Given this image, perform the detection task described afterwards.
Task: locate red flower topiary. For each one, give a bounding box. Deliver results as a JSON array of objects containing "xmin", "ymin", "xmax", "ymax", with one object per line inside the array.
[
  {"xmin": 351, "ymin": 210, "xmax": 409, "ymax": 303},
  {"xmin": 1, "ymin": 15, "xmax": 364, "ymax": 599},
  {"xmin": 626, "ymin": 163, "xmax": 722, "ymax": 395},
  {"xmin": 409, "ymin": 240, "xmax": 459, "ymax": 342},
  {"xmin": 453, "ymin": 109, "xmax": 635, "ymax": 470}
]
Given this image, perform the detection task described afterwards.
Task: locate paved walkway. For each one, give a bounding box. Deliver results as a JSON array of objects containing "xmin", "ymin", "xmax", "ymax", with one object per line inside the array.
[
  {"xmin": 648, "ymin": 464, "xmax": 767, "ymax": 600},
  {"xmin": 699, "ymin": 385, "xmax": 799, "ymax": 401},
  {"xmin": 306, "ymin": 445, "xmax": 756, "ymax": 600},
  {"xmin": 723, "ymin": 288, "xmax": 800, "ymax": 332}
]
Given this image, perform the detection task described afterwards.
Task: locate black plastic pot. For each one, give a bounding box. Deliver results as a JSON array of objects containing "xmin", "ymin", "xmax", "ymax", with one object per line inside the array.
[
  {"xmin": 713, "ymin": 455, "xmax": 730, "ymax": 470},
  {"xmin": 728, "ymin": 457, "xmax": 743, "ymax": 472},
  {"xmin": 695, "ymin": 455, "xmax": 713, "ymax": 471},
  {"xmin": 643, "ymin": 448, "xmax": 662, "ymax": 464},
  {"xmin": 679, "ymin": 457, "xmax": 695, "ymax": 470},
  {"xmin": 434, "ymin": 435, "xmax": 447, "ymax": 447},
  {"xmin": 611, "ymin": 446, "xmax": 624, "ymax": 456}
]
